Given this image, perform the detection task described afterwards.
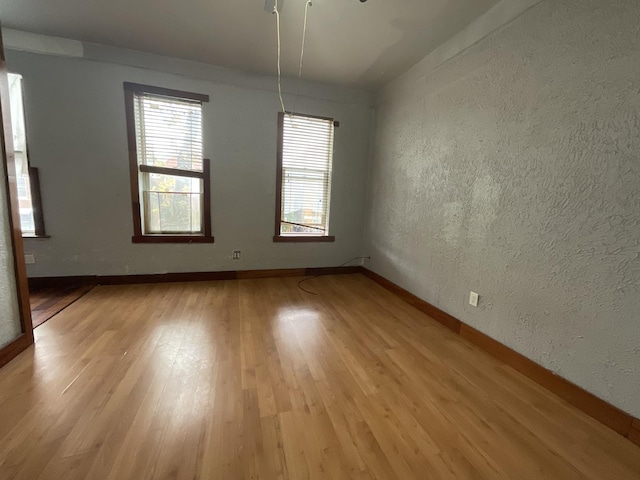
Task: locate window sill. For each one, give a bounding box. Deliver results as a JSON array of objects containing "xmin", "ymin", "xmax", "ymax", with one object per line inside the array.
[
  {"xmin": 22, "ymin": 234, "xmax": 50, "ymax": 239},
  {"xmin": 273, "ymin": 235, "xmax": 335, "ymax": 243},
  {"xmin": 132, "ymin": 235, "xmax": 215, "ymax": 244}
]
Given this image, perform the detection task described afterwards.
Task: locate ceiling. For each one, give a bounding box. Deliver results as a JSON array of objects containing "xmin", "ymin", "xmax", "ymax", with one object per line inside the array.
[{"xmin": 0, "ymin": 0, "xmax": 500, "ymax": 91}]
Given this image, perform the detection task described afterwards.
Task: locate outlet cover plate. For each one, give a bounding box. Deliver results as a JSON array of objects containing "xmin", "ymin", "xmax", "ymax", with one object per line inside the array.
[{"xmin": 469, "ymin": 291, "xmax": 479, "ymax": 307}]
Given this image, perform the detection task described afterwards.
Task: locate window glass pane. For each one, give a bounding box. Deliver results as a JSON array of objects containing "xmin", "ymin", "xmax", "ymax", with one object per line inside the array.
[
  {"xmin": 142, "ymin": 173, "xmax": 202, "ymax": 234},
  {"xmin": 281, "ymin": 167, "xmax": 327, "ymax": 234},
  {"xmin": 16, "ymin": 175, "xmax": 35, "ymax": 235},
  {"xmin": 280, "ymin": 114, "xmax": 334, "ymax": 236}
]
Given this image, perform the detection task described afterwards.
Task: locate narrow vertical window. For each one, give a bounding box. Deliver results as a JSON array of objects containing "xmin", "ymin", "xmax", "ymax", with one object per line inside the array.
[
  {"xmin": 8, "ymin": 73, "xmax": 46, "ymax": 237},
  {"xmin": 124, "ymin": 83, "xmax": 213, "ymax": 243},
  {"xmin": 274, "ymin": 112, "xmax": 336, "ymax": 243}
]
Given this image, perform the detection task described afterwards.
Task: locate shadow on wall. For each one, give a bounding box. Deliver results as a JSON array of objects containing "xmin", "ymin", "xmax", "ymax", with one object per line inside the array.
[{"xmin": 359, "ymin": 0, "xmax": 500, "ymax": 88}]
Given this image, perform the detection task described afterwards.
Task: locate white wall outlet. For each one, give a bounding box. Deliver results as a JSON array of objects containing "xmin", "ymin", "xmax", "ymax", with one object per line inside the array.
[
  {"xmin": 469, "ymin": 291, "xmax": 479, "ymax": 307},
  {"xmin": 24, "ymin": 254, "xmax": 36, "ymax": 265},
  {"xmin": 232, "ymin": 251, "xmax": 241, "ymax": 260}
]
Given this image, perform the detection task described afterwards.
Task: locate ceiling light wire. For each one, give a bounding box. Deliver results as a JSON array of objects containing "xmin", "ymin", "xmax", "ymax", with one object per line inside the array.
[
  {"xmin": 273, "ymin": 0, "xmax": 286, "ymax": 113},
  {"xmin": 292, "ymin": 0, "xmax": 313, "ymax": 116}
]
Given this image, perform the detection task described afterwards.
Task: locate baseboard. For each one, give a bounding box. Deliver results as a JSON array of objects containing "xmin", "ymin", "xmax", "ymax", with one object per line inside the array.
[
  {"xmin": 99, "ymin": 271, "xmax": 236, "ymax": 285},
  {"xmin": 458, "ymin": 324, "xmax": 632, "ymax": 436},
  {"xmin": 28, "ymin": 275, "xmax": 97, "ymax": 289},
  {"xmin": 28, "ymin": 266, "xmax": 362, "ymax": 289},
  {"xmin": 0, "ymin": 334, "xmax": 32, "ymax": 368},
  {"xmin": 360, "ymin": 267, "xmax": 639, "ymax": 445},
  {"xmin": 360, "ymin": 268, "xmax": 461, "ymax": 333},
  {"xmin": 630, "ymin": 419, "xmax": 640, "ymax": 447}
]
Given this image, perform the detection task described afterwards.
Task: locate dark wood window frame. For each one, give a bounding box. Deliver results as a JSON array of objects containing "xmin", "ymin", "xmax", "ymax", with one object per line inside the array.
[
  {"xmin": 13, "ymin": 165, "xmax": 48, "ymax": 239},
  {"xmin": 274, "ymin": 111, "xmax": 338, "ymax": 243},
  {"xmin": 23, "ymin": 166, "xmax": 47, "ymax": 238},
  {"xmin": 124, "ymin": 82, "xmax": 213, "ymax": 244}
]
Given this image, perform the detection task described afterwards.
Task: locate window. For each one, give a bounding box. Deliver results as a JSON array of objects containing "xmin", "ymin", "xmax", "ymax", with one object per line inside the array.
[
  {"xmin": 8, "ymin": 73, "xmax": 46, "ymax": 237},
  {"xmin": 274, "ymin": 112, "xmax": 337, "ymax": 242},
  {"xmin": 124, "ymin": 83, "xmax": 213, "ymax": 243}
]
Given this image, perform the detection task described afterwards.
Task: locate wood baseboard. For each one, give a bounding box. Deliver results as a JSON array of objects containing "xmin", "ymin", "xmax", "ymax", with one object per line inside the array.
[
  {"xmin": 630, "ymin": 419, "xmax": 640, "ymax": 447},
  {"xmin": 236, "ymin": 268, "xmax": 306, "ymax": 280},
  {"xmin": 0, "ymin": 334, "xmax": 32, "ymax": 368},
  {"xmin": 360, "ymin": 268, "xmax": 461, "ymax": 333},
  {"xmin": 99, "ymin": 271, "xmax": 236, "ymax": 285},
  {"xmin": 458, "ymin": 324, "xmax": 632, "ymax": 436},
  {"xmin": 28, "ymin": 275, "xmax": 97, "ymax": 289},
  {"xmin": 361, "ymin": 267, "xmax": 639, "ymax": 445},
  {"xmin": 28, "ymin": 266, "xmax": 363, "ymax": 289}
]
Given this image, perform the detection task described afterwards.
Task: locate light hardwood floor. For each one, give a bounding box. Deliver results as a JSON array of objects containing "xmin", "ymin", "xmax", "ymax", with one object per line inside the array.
[{"xmin": 0, "ymin": 274, "xmax": 638, "ymax": 479}]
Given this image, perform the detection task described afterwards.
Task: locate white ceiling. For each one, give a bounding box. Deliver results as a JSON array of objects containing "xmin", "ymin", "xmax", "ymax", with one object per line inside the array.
[{"xmin": 0, "ymin": 0, "xmax": 500, "ymax": 91}]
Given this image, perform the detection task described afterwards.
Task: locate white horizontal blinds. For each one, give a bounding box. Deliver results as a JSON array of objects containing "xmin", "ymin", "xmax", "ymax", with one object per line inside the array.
[
  {"xmin": 133, "ymin": 92, "xmax": 204, "ymax": 234},
  {"xmin": 134, "ymin": 93, "xmax": 203, "ymax": 172},
  {"xmin": 281, "ymin": 113, "xmax": 334, "ymax": 236}
]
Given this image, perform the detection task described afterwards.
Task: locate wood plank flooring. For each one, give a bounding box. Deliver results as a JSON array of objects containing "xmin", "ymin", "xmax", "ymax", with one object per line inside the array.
[
  {"xmin": 29, "ymin": 284, "xmax": 95, "ymax": 328},
  {"xmin": 1, "ymin": 274, "xmax": 639, "ymax": 479}
]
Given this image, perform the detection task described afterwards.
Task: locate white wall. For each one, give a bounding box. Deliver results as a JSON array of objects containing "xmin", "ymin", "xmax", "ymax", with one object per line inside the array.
[
  {"xmin": 366, "ymin": 0, "xmax": 640, "ymax": 417},
  {"xmin": 0, "ymin": 135, "xmax": 21, "ymax": 348},
  {"xmin": 6, "ymin": 47, "xmax": 373, "ymax": 276}
]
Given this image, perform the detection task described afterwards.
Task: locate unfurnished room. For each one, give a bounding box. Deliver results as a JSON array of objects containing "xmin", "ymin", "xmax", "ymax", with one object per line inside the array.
[{"xmin": 0, "ymin": 0, "xmax": 638, "ymax": 479}]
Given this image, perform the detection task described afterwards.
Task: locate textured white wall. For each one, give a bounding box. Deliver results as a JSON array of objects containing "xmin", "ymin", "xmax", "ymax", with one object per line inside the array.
[
  {"xmin": 0, "ymin": 140, "xmax": 21, "ymax": 348},
  {"xmin": 366, "ymin": 0, "xmax": 640, "ymax": 417},
  {"xmin": 7, "ymin": 49, "xmax": 373, "ymax": 276}
]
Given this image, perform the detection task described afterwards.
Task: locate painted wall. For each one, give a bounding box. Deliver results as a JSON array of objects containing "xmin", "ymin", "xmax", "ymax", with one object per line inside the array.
[
  {"xmin": 6, "ymin": 48, "xmax": 373, "ymax": 276},
  {"xmin": 366, "ymin": 0, "xmax": 640, "ymax": 417},
  {"xmin": 0, "ymin": 138, "xmax": 21, "ymax": 348}
]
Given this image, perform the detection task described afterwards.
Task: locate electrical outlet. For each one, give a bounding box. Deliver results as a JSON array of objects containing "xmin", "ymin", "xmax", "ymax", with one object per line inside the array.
[
  {"xmin": 469, "ymin": 291, "xmax": 479, "ymax": 307},
  {"xmin": 24, "ymin": 254, "xmax": 36, "ymax": 265},
  {"xmin": 232, "ymin": 251, "xmax": 241, "ymax": 260}
]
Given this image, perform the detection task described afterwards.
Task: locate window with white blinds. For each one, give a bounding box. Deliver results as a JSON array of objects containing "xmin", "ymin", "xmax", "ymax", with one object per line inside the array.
[
  {"xmin": 277, "ymin": 112, "xmax": 335, "ymax": 238},
  {"xmin": 124, "ymin": 83, "xmax": 212, "ymax": 242},
  {"xmin": 134, "ymin": 94, "xmax": 203, "ymax": 172},
  {"xmin": 8, "ymin": 73, "xmax": 34, "ymax": 234},
  {"xmin": 8, "ymin": 73, "xmax": 46, "ymax": 237}
]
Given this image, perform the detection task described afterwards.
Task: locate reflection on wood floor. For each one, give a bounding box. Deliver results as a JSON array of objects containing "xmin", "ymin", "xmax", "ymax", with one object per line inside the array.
[{"xmin": 2, "ymin": 274, "xmax": 639, "ymax": 479}]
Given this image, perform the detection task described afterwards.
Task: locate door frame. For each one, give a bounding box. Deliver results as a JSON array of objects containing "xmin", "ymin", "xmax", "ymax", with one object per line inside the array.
[{"xmin": 0, "ymin": 25, "xmax": 34, "ymax": 368}]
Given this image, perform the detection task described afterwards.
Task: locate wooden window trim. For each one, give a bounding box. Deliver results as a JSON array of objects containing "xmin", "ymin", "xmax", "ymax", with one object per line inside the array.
[
  {"xmin": 124, "ymin": 83, "xmax": 213, "ymax": 244},
  {"xmin": 274, "ymin": 111, "xmax": 338, "ymax": 243},
  {"xmin": 132, "ymin": 235, "xmax": 215, "ymax": 244},
  {"xmin": 123, "ymin": 82, "xmax": 209, "ymax": 103},
  {"xmin": 138, "ymin": 164, "xmax": 204, "ymax": 179},
  {"xmin": 28, "ymin": 166, "xmax": 46, "ymax": 237},
  {"xmin": 273, "ymin": 235, "xmax": 335, "ymax": 243}
]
